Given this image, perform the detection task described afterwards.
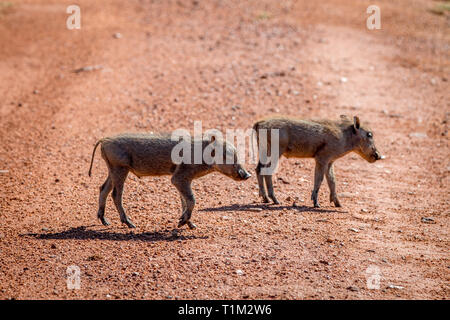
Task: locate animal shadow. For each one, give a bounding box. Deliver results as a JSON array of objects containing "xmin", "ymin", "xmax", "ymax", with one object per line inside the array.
[
  {"xmin": 22, "ymin": 226, "xmax": 207, "ymax": 242},
  {"xmin": 200, "ymin": 203, "xmax": 339, "ymax": 214}
]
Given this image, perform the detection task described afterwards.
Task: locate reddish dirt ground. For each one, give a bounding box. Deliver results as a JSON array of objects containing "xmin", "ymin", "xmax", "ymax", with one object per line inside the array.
[{"xmin": 0, "ymin": 0, "xmax": 449, "ymax": 299}]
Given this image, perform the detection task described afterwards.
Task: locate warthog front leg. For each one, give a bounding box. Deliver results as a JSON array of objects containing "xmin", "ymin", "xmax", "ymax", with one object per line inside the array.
[
  {"xmin": 179, "ymin": 193, "xmax": 196, "ymax": 229},
  {"xmin": 311, "ymin": 160, "xmax": 327, "ymax": 208},
  {"xmin": 171, "ymin": 170, "xmax": 196, "ymax": 229},
  {"xmin": 178, "ymin": 193, "xmax": 196, "ymax": 228},
  {"xmin": 325, "ymin": 163, "xmax": 341, "ymax": 207},
  {"xmin": 256, "ymin": 162, "xmax": 269, "ymax": 203},
  {"xmin": 180, "ymin": 194, "xmax": 187, "ymax": 212},
  {"xmin": 264, "ymin": 174, "xmax": 279, "ymax": 204},
  {"xmin": 257, "ymin": 154, "xmax": 281, "ymax": 204}
]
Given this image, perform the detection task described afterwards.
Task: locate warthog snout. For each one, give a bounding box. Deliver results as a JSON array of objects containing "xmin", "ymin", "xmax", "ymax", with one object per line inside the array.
[
  {"xmin": 373, "ymin": 150, "xmax": 382, "ymax": 161},
  {"xmin": 239, "ymin": 168, "xmax": 252, "ymax": 180}
]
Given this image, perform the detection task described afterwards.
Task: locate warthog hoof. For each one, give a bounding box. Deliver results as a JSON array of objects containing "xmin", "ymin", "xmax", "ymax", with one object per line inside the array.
[
  {"xmin": 187, "ymin": 221, "xmax": 197, "ymax": 229},
  {"xmin": 123, "ymin": 219, "xmax": 136, "ymax": 228},
  {"xmin": 178, "ymin": 217, "xmax": 196, "ymax": 229},
  {"xmin": 270, "ymin": 196, "xmax": 280, "ymax": 205},
  {"xmin": 330, "ymin": 196, "xmax": 341, "ymax": 207},
  {"xmin": 178, "ymin": 216, "xmax": 188, "ymax": 228},
  {"xmin": 100, "ymin": 217, "xmax": 111, "ymax": 226}
]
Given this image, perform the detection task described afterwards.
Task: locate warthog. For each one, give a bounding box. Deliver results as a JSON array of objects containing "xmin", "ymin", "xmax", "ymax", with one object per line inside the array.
[
  {"xmin": 88, "ymin": 133, "xmax": 251, "ymax": 229},
  {"xmin": 254, "ymin": 115, "xmax": 382, "ymax": 207}
]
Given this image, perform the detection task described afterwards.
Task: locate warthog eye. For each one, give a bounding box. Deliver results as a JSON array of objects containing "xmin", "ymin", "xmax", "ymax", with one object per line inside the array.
[{"xmin": 367, "ymin": 132, "xmax": 373, "ymax": 138}]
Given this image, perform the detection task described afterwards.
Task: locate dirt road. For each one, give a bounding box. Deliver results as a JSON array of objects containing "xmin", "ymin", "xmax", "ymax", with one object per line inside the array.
[{"xmin": 0, "ymin": 0, "xmax": 448, "ymax": 299}]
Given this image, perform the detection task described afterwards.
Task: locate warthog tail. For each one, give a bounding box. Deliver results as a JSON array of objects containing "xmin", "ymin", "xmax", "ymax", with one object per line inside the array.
[{"xmin": 88, "ymin": 139, "xmax": 103, "ymax": 177}]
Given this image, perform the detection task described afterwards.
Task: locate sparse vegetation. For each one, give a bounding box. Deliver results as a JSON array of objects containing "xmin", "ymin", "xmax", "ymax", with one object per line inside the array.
[
  {"xmin": 429, "ymin": 1, "xmax": 450, "ymax": 15},
  {"xmin": 0, "ymin": 1, "xmax": 12, "ymax": 9},
  {"xmin": 0, "ymin": 1, "xmax": 13, "ymax": 16},
  {"xmin": 256, "ymin": 11, "xmax": 271, "ymax": 20}
]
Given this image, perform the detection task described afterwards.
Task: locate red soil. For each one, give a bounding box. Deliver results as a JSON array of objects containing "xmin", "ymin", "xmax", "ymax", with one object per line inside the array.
[{"xmin": 0, "ymin": 0, "xmax": 448, "ymax": 299}]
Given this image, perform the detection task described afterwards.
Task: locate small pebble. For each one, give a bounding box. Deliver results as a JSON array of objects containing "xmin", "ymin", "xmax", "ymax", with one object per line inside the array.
[
  {"xmin": 387, "ymin": 284, "xmax": 404, "ymax": 290},
  {"xmin": 409, "ymin": 132, "xmax": 427, "ymax": 139},
  {"xmin": 421, "ymin": 217, "xmax": 435, "ymax": 224}
]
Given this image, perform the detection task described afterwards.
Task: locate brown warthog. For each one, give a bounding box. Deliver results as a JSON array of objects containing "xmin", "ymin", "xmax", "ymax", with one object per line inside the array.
[
  {"xmin": 88, "ymin": 133, "xmax": 251, "ymax": 229},
  {"xmin": 253, "ymin": 115, "xmax": 382, "ymax": 207}
]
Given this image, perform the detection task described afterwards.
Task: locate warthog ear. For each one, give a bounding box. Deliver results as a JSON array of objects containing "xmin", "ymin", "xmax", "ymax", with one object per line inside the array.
[
  {"xmin": 208, "ymin": 135, "xmax": 217, "ymax": 158},
  {"xmin": 353, "ymin": 116, "xmax": 361, "ymax": 133}
]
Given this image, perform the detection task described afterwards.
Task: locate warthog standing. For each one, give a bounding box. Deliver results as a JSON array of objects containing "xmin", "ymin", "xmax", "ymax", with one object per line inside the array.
[
  {"xmin": 254, "ymin": 115, "xmax": 382, "ymax": 207},
  {"xmin": 88, "ymin": 133, "xmax": 251, "ymax": 229}
]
